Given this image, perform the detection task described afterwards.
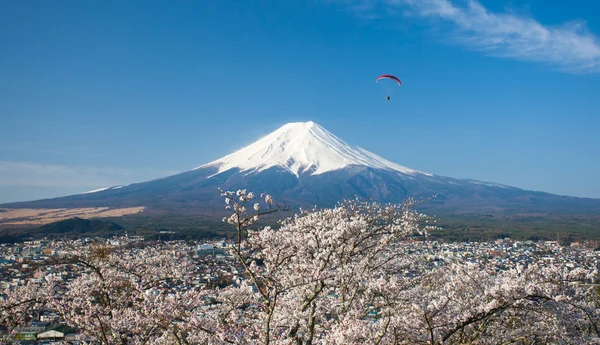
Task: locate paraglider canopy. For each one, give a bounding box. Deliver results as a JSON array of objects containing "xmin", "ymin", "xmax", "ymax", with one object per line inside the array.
[
  {"xmin": 376, "ymin": 74, "xmax": 402, "ymax": 100},
  {"xmin": 376, "ymin": 74, "xmax": 402, "ymax": 86}
]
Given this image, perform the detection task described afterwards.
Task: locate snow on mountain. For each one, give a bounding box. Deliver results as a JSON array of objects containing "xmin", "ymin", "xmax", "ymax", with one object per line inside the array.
[
  {"xmin": 196, "ymin": 121, "xmax": 433, "ymax": 178},
  {"xmin": 82, "ymin": 187, "xmax": 111, "ymax": 194},
  {"xmin": 81, "ymin": 185, "xmax": 125, "ymax": 194}
]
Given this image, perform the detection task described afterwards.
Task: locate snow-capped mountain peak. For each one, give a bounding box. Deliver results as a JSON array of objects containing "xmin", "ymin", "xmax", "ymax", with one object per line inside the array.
[
  {"xmin": 196, "ymin": 121, "xmax": 432, "ymax": 177},
  {"xmin": 8, "ymin": 122, "xmax": 600, "ymax": 215}
]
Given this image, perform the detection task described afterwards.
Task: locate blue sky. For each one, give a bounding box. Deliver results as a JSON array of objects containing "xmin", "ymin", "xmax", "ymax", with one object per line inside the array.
[{"xmin": 1, "ymin": 0, "xmax": 599, "ymax": 203}]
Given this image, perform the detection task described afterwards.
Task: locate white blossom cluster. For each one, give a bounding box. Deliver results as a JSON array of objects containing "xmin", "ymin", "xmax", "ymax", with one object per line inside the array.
[{"xmin": 220, "ymin": 188, "xmax": 274, "ymax": 229}]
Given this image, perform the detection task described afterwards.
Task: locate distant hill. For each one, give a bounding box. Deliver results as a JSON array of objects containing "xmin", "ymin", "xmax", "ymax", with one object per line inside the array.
[
  {"xmin": 38, "ymin": 217, "xmax": 124, "ymax": 234},
  {"xmin": 0, "ymin": 217, "xmax": 125, "ymax": 243}
]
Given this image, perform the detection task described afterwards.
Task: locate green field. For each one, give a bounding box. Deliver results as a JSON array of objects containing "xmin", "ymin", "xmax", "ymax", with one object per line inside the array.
[
  {"xmin": 1, "ymin": 209, "xmax": 600, "ymax": 245},
  {"xmin": 428, "ymin": 212, "xmax": 600, "ymax": 243}
]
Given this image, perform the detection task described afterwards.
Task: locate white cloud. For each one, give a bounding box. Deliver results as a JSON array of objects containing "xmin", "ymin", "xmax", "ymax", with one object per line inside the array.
[
  {"xmin": 0, "ymin": 161, "xmax": 177, "ymax": 190},
  {"xmin": 342, "ymin": 0, "xmax": 600, "ymax": 73}
]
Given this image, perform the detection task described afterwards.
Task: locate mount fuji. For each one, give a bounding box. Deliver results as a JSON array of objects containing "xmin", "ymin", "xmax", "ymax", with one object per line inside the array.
[{"xmin": 3, "ymin": 121, "xmax": 600, "ymax": 215}]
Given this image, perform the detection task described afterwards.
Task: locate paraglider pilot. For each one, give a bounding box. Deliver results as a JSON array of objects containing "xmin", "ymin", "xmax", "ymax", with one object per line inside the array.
[{"xmin": 376, "ymin": 74, "xmax": 401, "ymax": 102}]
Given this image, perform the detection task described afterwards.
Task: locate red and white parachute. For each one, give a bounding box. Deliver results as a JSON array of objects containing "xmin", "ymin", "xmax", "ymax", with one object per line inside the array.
[
  {"xmin": 376, "ymin": 74, "xmax": 402, "ymax": 100},
  {"xmin": 376, "ymin": 74, "xmax": 402, "ymax": 85}
]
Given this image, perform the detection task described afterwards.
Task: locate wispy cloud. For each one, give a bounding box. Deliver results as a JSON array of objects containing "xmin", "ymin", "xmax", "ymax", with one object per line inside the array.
[
  {"xmin": 340, "ymin": 0, "xmax": 600, "ymax": 73},
  {"xmin": 0, "ymin": 161, "xmax": 178, "ymax": 191}
]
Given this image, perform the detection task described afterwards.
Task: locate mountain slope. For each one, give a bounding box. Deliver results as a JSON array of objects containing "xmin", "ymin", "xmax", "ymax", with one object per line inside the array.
[{"xmin": 2, "ymin": 121, "xmax": 600, "ymax": 215}]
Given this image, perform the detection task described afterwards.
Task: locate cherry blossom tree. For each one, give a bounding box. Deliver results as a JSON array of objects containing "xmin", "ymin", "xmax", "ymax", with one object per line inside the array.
[
  {"xmin": 385, "ymin": 262, "xmax": 600, "ymax": 344},
  {"xmin": 1, "ymin": 279, "xmax": 53, "ymax": 343},
  {"xmin": 210, "ymin": 189, "xmax": 436, "ymax": 345},
  {"xmin": 48, "ymin": 242, "xmax": 209, "ymax": 345}
]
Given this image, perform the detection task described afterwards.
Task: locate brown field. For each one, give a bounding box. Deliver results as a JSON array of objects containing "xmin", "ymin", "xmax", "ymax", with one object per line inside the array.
[{"xmin": 0, "ymin": 207, "xmax": 145, "ymax": 226}]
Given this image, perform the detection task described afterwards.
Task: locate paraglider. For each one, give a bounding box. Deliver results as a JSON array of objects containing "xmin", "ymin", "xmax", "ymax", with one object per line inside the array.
[{"xmin": 376, "ymin": 74, "xmax": 401, "ymax": 100}]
